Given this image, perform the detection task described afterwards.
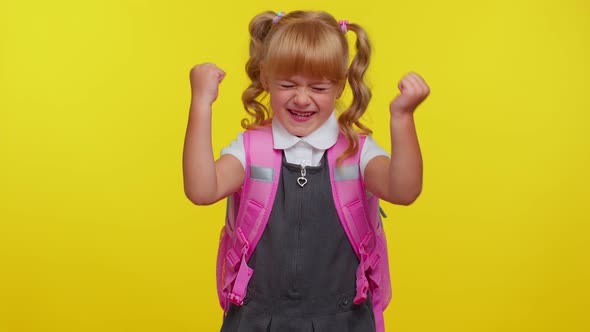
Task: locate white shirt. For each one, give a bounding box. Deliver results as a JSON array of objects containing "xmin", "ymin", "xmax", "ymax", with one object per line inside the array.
[{"xmin": 220, "ymin": 112, "xmax": 389, "ymax": 180}]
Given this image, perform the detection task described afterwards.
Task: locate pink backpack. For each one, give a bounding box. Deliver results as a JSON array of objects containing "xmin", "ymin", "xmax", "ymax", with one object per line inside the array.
[{"xmin": 216, "ymin": 126, "xmax": 392, "ymax": 332}]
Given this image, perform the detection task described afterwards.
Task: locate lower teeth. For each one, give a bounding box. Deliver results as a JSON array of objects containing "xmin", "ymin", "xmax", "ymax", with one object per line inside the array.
[{"xmin": 292, "ymin": 111, "xmax": 311, "ymax": 117}]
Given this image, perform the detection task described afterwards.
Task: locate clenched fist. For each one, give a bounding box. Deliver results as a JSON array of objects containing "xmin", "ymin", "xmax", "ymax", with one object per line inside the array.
[
  {"xmin": 390, "ymin": 72, "xmax": 430, "ymax": 115},
  {"xmin": 189, "ymin": 63, "xmax": 226, "ymax": 106}
]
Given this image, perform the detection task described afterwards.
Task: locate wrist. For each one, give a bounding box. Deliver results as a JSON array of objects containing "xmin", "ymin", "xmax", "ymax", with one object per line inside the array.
[
  {"xmin": 389, "ymin": 109, "xmax": 415, "ymax": 122},
  {"xmin": 189, "ymin": 100, "xmax": 213, "ymax": 117},
  {"xmin": 191, "ymin": 91, "xmax": 216, "ymax": 105},
  {"xmin": 190, "ymin": 95, "xmax": 214, "ymax": 108}
]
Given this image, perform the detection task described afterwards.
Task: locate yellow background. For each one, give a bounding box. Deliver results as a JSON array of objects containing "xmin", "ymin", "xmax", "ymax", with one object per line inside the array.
[{"xmin": 1, "ymin": 0, "xmax": 589, "ymax": 331}]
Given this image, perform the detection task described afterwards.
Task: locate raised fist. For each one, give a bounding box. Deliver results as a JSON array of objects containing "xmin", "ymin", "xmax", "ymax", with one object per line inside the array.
[
  {"xmin": 390, "ymin": 72, "xmax": 430, "ymax": 114},
  {"xmin": 189, "ymin": 63, "xmax": 226, "ymax": 106}
]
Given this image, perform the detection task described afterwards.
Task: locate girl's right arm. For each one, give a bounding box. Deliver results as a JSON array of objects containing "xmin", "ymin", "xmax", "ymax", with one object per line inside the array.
[{"xmin": 183, "ymin": 63, "xmax": 245, "ymax": 205}]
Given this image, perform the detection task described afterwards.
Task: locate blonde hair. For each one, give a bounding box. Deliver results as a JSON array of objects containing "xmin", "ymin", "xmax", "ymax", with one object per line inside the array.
[{"xmin": 242, "ymin": 10, "xmax": 373, "ymax": 164}]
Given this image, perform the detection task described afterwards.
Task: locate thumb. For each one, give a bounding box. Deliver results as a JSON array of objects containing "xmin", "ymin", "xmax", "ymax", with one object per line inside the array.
[
  {"xmin": 217, "ymin": 70, "xmax": 226, "ymax": 83},
  {"xmin": 398, "ymin": 80, "xmax": 408, "ymax": 94}
]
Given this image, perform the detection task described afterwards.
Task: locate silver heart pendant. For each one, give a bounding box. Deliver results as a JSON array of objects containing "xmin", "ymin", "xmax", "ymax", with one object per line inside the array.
[{"xmin": 297, "ymin": 177, "xmax": 307, "ymax": 187}]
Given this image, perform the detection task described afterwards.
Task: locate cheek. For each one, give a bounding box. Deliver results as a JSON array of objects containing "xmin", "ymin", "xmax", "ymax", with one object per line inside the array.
[
  {"xmin": 318, "ymin": 95, "xmax": 337, "ymax": 108},
  {"xmin": 269, "ymin": 92, "xmax": 289, "ymax": 106},
  {"xmin": 267, "ymin": 96, "xmax": 279, "ymax": 112}
]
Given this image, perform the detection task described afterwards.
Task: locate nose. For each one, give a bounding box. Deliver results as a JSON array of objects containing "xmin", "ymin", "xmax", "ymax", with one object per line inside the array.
[{"xmin": 293, "ymin": 87, "xmax": 311, "ymax": 106}]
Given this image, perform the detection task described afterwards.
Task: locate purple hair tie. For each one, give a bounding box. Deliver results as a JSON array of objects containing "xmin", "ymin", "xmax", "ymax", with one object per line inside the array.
[
  {"xmin": 273, "ymin": 11, "xmax": 285, "ymax": 23},
  {"xmin": 339, "ymin": 20, "xmax": 349, "ymax": 33}
]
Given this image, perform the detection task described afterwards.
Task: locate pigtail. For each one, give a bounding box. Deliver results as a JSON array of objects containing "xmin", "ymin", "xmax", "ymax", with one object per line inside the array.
[
  {"xmin": 336, "ymin": 23, "xmax": 373, "ymax": 165},
  {"xmin": 241, "ymin": 11, "xmax": 276, "ymax": 129}
]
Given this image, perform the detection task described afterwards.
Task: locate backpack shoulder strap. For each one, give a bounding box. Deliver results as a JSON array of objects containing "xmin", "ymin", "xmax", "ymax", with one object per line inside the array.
[
  {"xmin": 226, "ymin": 125, "xmax": 281, "ymax": 306},
  {"xmin": 327, "ymin": 133, "xmax": 391, "ymax": 332},
  {"xmin": 327, "ymin": 133, "xmax": 381, "ymax": 299},
  {"xmin": 327, "ymin": 133, "xmax": 370, "ymax": 255},
  {"xmin": 240, "ymin": 126, "xmax": 282, "ymax": 253}
]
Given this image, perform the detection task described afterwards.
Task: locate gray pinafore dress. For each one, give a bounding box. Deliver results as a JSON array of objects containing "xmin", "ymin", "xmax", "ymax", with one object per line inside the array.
[{"xmin": 221, "ymin": 154, "xmax": 376, "ymax": 332}]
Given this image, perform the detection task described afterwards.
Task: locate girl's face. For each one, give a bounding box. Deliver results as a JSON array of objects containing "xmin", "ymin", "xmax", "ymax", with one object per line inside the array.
[{"xmin": 265, "ymin": 73, "xmax": 343, "ymax": 137}]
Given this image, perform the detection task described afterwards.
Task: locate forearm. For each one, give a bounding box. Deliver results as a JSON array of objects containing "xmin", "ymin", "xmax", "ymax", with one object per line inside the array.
[
  {"xmin": 388, "ymin": 113, "xmax": 423, "ymax": 205},
  {"xmin": 182, "ymin": 101, "xmax": 218, "ymax": 205}
]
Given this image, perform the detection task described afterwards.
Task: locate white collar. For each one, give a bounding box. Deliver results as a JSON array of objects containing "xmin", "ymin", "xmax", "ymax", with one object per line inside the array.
[{"xmin": 272, "ymin": 112, "xmax": 339, "ymax": 150}]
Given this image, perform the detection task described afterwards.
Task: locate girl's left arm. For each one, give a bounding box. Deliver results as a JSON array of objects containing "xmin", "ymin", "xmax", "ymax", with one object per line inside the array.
[{"xmin": 364, "ymin": 72, "xmax": 430, "ymax": 205}]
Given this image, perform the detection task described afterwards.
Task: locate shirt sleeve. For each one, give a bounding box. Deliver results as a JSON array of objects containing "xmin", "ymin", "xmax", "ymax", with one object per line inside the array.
[
  {"xmin": 220, "ymin": 132, "xmax": 246, "ymax": 169},
  {"xmin": 360, "ymin": 135, "xmax": 389, "ymax": 180}
]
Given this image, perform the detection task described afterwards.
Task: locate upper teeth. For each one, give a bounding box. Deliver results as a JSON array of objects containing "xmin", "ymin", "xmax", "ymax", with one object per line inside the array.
[{"xmin": 291, "ymin": 110, "xmax": 312, "ymax": 116}]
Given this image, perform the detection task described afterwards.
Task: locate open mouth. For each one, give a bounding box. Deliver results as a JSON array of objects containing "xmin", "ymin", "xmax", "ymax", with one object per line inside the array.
[{"xmin": 288, "ymin": 109, "xmax": 315, "ymax": 118}]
